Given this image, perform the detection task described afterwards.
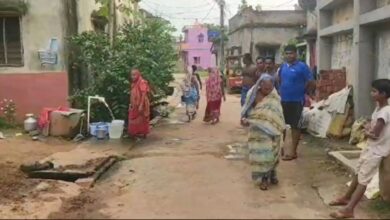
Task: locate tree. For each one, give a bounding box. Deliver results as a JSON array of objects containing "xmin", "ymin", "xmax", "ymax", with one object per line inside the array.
[
  {"xmin": 255, "ymin": 4, "xmax": 262, "ymax": 11},
  {"xmin": 238, "ymin": 0, "xmax": 249, "ymax": 12},
  {"xmin": 69, "ymin": 18, "xmax": 177, "ymax": 122},
  {"xmin": 204, "ymin": 23, "xmax": 228, "ymax": 44}
]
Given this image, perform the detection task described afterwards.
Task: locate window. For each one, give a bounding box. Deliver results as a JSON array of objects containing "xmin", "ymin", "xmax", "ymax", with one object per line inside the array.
[
  {"xmin": 198, "ymin": 34, "xmax": 204, "ymax": 43},
  {"xmin": 0, "ymin": 16, "xmax": 22, "ymax": 66},
  {"xmin": 194, "ymin": 57, "xmax": 200, "ymax": 64},
  {"xmin": 257, "ymin": 47, "xmax": 275, "ymax": 59}
]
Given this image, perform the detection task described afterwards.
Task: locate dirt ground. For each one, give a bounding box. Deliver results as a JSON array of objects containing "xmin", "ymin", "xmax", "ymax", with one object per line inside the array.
[
  {"xmin": 50, "ymin": 86, "xmax": 377, "ymax": 219},
  {"xmin": 0, "ymin": 75, "xmax": 387, "ymax": 219},
  {"xmin": 0, "ymin": 136, "xmax": 75, "ymax": 203}
]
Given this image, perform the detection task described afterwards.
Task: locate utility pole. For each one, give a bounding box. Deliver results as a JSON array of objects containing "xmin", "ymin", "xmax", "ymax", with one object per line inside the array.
[{"xmin": 218, "ymin": 0, "xmax": 225, "ymax": 72}]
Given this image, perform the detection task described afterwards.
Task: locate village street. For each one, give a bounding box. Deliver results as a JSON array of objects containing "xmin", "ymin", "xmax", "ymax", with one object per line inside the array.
[
  {"xmin": 1, "ymin": 0, "xmax": 390, "ymax": 219},
  {"xmin": 0, "ymin": 75, "xmax": 380, "ymax": 219}
]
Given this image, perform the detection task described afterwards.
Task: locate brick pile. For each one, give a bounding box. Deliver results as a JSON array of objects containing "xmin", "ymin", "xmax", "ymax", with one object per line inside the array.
[{"xmin": 316, "ymin": 68, "xmax": 347, "ymax": 101}]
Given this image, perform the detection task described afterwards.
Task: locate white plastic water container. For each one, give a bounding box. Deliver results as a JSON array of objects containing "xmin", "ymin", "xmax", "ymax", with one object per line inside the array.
[{"xmin": 109, "ymin": 120, "xmax": 124, "ymax": 139}]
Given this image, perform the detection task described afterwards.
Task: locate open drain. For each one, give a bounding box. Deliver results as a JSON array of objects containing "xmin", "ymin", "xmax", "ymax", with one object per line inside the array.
[{"xmin": 20, "ymin": 156, "xmax": 119, "ymax": 187}]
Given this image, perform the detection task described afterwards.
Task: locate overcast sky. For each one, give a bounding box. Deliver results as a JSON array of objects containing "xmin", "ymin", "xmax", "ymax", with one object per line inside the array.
[{"xmin": 139, "ymin": 0, "xmax": 299, "ymax": 36}]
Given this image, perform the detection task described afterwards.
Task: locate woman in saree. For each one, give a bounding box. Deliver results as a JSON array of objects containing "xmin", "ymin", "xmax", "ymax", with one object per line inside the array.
[
  {"xmin": 204, "ymin": 68, "xmax": 226, "ymax": 124},
  {"xmin": 182, "ymin": 67, "xmax": 200, "ymax": 122},
  {"xmin": 241, "ymin": 74, "xmax": 285, "ymax": 190},
  {"xmin": 128, "ymin": 69, "xmax": 151, "ymax": 138}
]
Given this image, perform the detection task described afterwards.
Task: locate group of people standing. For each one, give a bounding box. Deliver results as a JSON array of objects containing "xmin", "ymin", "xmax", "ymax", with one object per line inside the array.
[
  {"xmin": 126, "ymin": 44, "xmax": 390, "ymax": 219},
  {"xmin": 177, "ymin": 45, "xmax": 314, "ymax": 191},
  {"xmin": 240, "ymin": 45, "xmax": 390, "ymax": 220},
  {"xmin": 240, "ymin": 45, "xmax": 315, "ymax": 190},
  {"xmin": 181, "ymin": 65, "xmax": 225, "ymax": 124}
]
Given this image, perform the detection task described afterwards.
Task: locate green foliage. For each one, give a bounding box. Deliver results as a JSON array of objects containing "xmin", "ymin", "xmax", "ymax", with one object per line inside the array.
[
  {"xmin": 369, "ymin": 198, "xmax": 390, "ymax": 218},
  {"xmin": 95, "ymin": 0, "xmax": 110, "ymax": 17},
  {"xmin": 279, "ymin": 38, "xmax": 300, "ymax": 61},
  {"xmin": 0, "ymin": 117, "xmax": 12, "ymax": 129},
  {"xmin": 238, "ymin": 0, "xmax": 249, "ymax": 11},
  {"xmin": 94, "ymin": 0, "xmax": 142, "ymax": 23},
  {"xmin": 69, "ymin": 19, "xmax": 177, "ymax": 122},
  {"xmin": 204, "ymin": 23, "xmax": 228, "ymax": 44},
  {"xmin": 255, "ymin": 4, "xmax": 262, "ymax": 11}
]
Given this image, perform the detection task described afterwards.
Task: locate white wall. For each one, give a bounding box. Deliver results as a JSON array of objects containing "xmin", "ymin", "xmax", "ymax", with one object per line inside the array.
[
  {"xmin": 331, "ymin": 1, "xmax": 354, "ymax": 25},
  {"xmin": 229, "ymin": 26, "xmax": 302, "ymax": 63},
  {"xmin": 377, "ymin": 0, "xmax": 390, "ymax": 8},
  {"xmin": 376, "ymin": 29, "xmax": 390, "ymax": 79},
  {"xmin": 306, "ymin": 10, "xmax": 317, "ymax": 34},
  {"xmin": 229, "ymin": 9, "xmax": 306, "ymax": 32},
  {"xmin": 331, "ymin": 33, "xmax": 353, "ymax": 81}
]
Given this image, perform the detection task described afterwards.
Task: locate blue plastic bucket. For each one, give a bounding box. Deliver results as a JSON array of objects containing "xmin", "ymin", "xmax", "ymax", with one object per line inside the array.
[{"xmin": 89, "ymin": 122, "xmax": 109, "ymax": 137}]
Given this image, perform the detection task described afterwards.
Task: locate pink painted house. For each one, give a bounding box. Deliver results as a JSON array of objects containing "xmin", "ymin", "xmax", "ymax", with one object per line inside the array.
[{"xmin": 181, "ymin": 22, "xmax": 216, "ymax": 70}]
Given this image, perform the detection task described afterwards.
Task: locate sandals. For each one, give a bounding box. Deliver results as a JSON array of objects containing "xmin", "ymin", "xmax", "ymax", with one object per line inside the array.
[
  {"xmin": 329, "ymin": 198, "xmax": 349, "ymax": 206},
  {"xmin": 259, "ymin": 180, "xmax": 268, "ymax": 191},
  {"xmin": 211, "ymin": 118, "xmax": 220, "ymax": 125},
  {"xmin": 330, "ymin": 210, "xmax": 354, "ymax": 219},
  {"xmin": 258, "ymin": 176, "xmax": 269, "ymax": 191}
]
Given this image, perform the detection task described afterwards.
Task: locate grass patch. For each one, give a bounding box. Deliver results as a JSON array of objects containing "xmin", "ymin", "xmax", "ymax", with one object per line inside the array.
[
  {"xmin": 368, "ymin": 198, "xmax": 390, "ymax": 218},
  {"xmin": 0, "ymin": 117, "xmax": 15, "ymax": 129}
]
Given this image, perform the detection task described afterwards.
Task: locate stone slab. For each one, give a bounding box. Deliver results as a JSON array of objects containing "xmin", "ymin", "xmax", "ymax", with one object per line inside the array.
[{"xmin": 328, "ymin": 150, "xmax": 361, "ymax": 172}]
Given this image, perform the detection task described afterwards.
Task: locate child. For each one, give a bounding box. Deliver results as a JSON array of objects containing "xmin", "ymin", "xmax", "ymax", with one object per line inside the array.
[{"xmin": 329, "ymin": 79, "xmax": 390, "ymax": 219}]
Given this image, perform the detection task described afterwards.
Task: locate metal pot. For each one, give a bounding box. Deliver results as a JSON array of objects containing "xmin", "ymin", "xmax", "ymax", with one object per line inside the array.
[
  {"xmin": 95, "ymin": 125, "xmax": 107, "ymax": 140},
  {"xmin": 24, "ymin": 114, "xmax": 37, "ymax": 132}
]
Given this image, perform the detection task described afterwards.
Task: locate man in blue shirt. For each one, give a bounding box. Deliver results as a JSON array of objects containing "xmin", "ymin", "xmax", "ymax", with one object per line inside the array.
[{"xmin": 279, "ymin": 45, "xmax": 315, "ymax": 161}]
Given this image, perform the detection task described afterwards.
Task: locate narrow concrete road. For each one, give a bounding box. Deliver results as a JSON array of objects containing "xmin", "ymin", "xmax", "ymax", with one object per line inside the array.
[{"xmin": 50, "ymin": 77, "xmax": 377, "ymax": 219}]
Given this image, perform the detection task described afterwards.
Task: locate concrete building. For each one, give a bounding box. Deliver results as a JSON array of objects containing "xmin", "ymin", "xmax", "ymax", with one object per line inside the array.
[
  {"xmin": 227, "ymin": 7, "xmax": 306, "ymax": 64},
  {"xmin": 317, "ymin": 0, "xmax": 390, "ymax": 117},
  {"xmin": 180, "ymin": 21, "xmax": 216, "ymax": 70},
  {"xmin": 0, "ymin": 0, "xmax": 137, "ymax": 121},
  {"xmin": 297, "ymin": 0, "xmax": 318, "ymax": 69}
]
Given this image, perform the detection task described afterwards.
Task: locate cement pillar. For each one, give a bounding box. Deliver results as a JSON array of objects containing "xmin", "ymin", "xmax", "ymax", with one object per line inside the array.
[
  {"xmin": 317, "ymin": 4, "xmax": 332, "ymax": 71},
  {"xmin": 352, "ymin": 0, "xmax": 376, "ymax": 118},
  {"xmin": 317, "ymin": 37, "xmax": 332, "ymax": 70}
]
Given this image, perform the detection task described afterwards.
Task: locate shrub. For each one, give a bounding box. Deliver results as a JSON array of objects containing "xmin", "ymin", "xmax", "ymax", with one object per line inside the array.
[{"xmin": 69, "ymin": 19, "xmax": 177, "ymax": 122}]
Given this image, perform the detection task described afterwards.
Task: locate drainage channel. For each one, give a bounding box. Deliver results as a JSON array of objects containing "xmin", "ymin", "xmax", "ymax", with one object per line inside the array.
[{"xmin": 20, "ymin": 156, "xmax": 119, "ymax": 187}]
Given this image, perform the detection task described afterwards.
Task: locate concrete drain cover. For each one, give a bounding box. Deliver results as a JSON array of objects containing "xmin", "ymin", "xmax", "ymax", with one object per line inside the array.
[
  {"xmin": 328, "ymin": 150, "xmax": 361, "ymax": 172},
  {"xmin": 20, "ymin": 156, "xmax": 119, "ymax": 187}
]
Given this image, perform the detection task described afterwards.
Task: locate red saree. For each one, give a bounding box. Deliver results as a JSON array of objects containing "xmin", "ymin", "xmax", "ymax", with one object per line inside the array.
[
  {"xmin": 204, "ymin": 68, "xmax": 223, "ymax": 122},
  {"xmin": 128, "ymin": 70, "xmax": 151, "ymax": 137}
]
